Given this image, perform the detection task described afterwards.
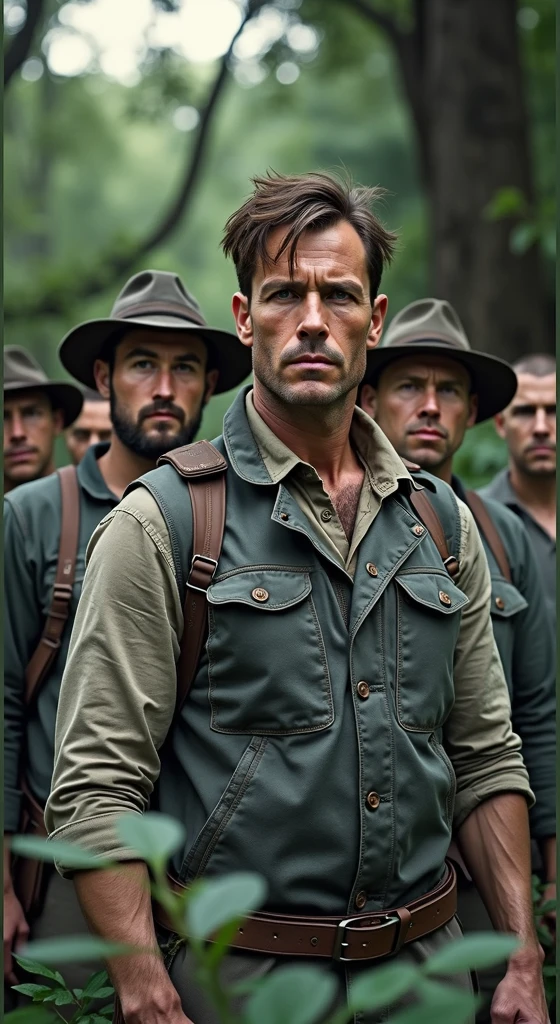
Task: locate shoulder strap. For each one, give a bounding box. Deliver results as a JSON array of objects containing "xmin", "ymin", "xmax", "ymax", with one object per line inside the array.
[
  {"xmin": 24, "ymin": 465, "xmax": 80, "ymax": 705},
  {"xmin": 158, "ymin": 440, "xmax": 227, "ymax": 713},
  {"xmin": 408, "ymin": 489, "xmax": 460, "ymax": 578},
  {"xmin": 465, "ymin": 490, "xmax": 512, "ymax": 583}
]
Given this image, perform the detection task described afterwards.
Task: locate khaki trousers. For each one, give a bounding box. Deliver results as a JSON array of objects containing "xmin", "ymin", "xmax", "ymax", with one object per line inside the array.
[{"xmin": 162, "ymin": 914, "xmax": 474, "ymax": 1024}]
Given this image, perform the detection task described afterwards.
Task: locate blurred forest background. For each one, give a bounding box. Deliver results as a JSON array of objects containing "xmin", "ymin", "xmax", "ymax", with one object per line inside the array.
[{"xmin": 4, "ymin": 0, "xmax": 555, "ymax": 485}]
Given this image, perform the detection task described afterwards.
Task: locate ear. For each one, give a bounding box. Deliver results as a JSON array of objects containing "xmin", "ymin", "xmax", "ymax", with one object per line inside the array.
[
  {"xmin": 360, "ymin": 383, "xmax": 378, "ymax": 418},
  {"xmin": 467, "ymin": 394, "xmax": 478, "ymax": 428},
  {"xmin": 232, "ymin": 293, "xmax": 253, "ymax": 349},
  {"xmin": 93, "ymin": 359, "xmax": 111, "ymax": 399},
  {"xmin": 204, "ymin": 368, "xmax": 219, "ymax": 404},
  {"xmin": 494, "ymin": 412, "xmax": 506, "ymax": 439},
  {"xmin": 366, "ymin": 294, "xmax": 388, "ymax": 350},
  {"xmin": 52, "ymin": 408, "xmax": 65, "ymax": 436}
]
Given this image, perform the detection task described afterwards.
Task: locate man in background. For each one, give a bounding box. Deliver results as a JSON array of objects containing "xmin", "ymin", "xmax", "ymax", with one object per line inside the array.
[
  {"xmin": 481, "ymin": 354, "xmax": 556, "ymax": 632},
  {"xmin": 65, "ymin": 386, "xmax": 112, "ymax": 464},
  {"xmin": 4, "ymin": 346, "xmax": 83, "ymax": 492}
]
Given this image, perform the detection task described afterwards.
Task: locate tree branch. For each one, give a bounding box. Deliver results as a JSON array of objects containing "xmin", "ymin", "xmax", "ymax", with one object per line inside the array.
[
  {"xmin": 4, "ymin": 0, "xmax": 265, "ymax": 321},
  {"xmin": 4, "ymin": 0, "xmax": 46, "ymax": 87}
]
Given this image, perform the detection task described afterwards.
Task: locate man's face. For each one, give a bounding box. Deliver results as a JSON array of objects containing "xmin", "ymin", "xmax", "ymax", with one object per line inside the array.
[
  {"xmin": 495, "ymin": 373, "xmax": 556, "ymax": 478},
  {"xmin": 65, "ymin": 399, "xmax": 112, "ymax": 465},
  {"xmin": 360, "ymin": 355, "xmax": 477, "ymax": 474},
  {"xmin": 232, "ymin": 220, "xmax": 387, "ymax": 408},
  {"xmin": 3, "ymin": 390, "xmax": 63, "ymax": 490},
  {"xmin": 93, "ymin": 329, "xmax": 218, "ymax": 461}
]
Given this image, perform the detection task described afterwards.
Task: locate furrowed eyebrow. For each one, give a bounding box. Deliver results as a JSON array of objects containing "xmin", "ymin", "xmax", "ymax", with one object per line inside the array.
[
  {"xmin": 259, "ymin": 278, "xmax": 364, "ymax": 297},
  {"xmin": 510, "ymin": 404, "xmax": 538, "ymax": 416},
  {"xmin": 125, "ymin": 346, "xmax": 201, "ymax": 364}
]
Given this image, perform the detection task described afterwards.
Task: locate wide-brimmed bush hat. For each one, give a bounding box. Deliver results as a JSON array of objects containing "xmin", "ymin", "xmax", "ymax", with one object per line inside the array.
[
  {"xmin": 59, "ymin": 269, "xmax": 253, "ymax": 394},
  {"xmin": 363, "ymin": 298, "xmax": 517, "ymax": 422},
  {"xmin": 4, "ymin": 346, "xmax": 83, "ymax": 427}
]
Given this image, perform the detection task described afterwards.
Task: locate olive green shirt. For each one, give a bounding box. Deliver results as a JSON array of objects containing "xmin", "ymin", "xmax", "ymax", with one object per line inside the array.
[{"xmin": 46, "ymin": 398, "xmax": 531, "ymax": 868}]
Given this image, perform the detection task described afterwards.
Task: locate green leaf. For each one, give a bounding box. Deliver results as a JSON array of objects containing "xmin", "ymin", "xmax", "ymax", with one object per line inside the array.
[
  {"xmin": 4, "ymin": 1007, "xmax": 57, "ymax": 1023},
  {"xmin": 542, "ymin": 965, "xmax": 557, "ymax": 976},
  {"xmin": 347, "ymin": 963, "xmax": 419, "ymax": 1012},
  {"xmin": 244, "ymin": 966, "xmax": 337, "ymax": 1024},
  {"xmin": 389, "ymin": 987, "xmax": 480, "ymax": 1024},
  {"xmin": 484, "ymin": 186, "xmax": 527, "ymax": 220},
  {"xmin": 13, "ymin": 955, "xmax": 65, "ymax": 986},
  {"xmin": 186, "ymin": 872, "xmax": 267, "ymax": 941},
  {"xmin": 11, "ymin": 835, "xmax": 110, "ymax": 870},
  {"xmin": 44, "ymin": 989, "xmax": 75, "ymax": 1006},
  {"xmin": 80, "ymin": 969, "xmax": 113, "ymax": 999},
  {"xmin": 510, "ymin": 221, "xmax": 539, "ymax": 254},
  {"xmin": 11, "ymin": 983, "xmax": 54, "ymax": 999},
  {"xmin": 116, "ymin": 812, "xmax": 186, "ymax": 871},
  {"xmin": 423, "ymin": 933, "xmax": 518, "ymax": 974},
  {"xmin": 21, "ymin": 936, "xmax": 135, "ymax": 964},
  {"xmin": 538, "ymin": 899, "xmax": 557, "ymax": 914}
]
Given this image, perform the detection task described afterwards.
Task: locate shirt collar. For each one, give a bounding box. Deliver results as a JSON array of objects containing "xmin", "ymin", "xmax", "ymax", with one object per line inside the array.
[
  {"xmin": 242, "ymin": 387, "xmax": 413, "ymax": 499},
  {"xmin": 76, "ymin": 442, "xmax": 117, "ymax": 502}
]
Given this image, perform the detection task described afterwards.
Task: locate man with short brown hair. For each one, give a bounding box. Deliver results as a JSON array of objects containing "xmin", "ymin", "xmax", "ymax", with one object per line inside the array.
[
  {"xmin": 3, "ymin": 347, "xmax": 83, "ymax": 492},
  {"xmin": 48, "ymin": 175, "xmax": 546, "ymax": 1024},
  {"xmin": 65, "ymin": 387, "xmax": 112, "ymax": 465}
]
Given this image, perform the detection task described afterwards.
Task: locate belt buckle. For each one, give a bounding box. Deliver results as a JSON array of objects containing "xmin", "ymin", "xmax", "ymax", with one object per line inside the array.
[{"xmin": 332, "ymin": 912, "xmax": 400, "ymax": 963}]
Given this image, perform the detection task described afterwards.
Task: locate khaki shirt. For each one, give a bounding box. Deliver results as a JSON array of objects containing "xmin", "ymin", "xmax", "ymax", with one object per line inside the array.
[{"xmin": 47, "ymin": 398, "xmax": 531, "ymax": 872}]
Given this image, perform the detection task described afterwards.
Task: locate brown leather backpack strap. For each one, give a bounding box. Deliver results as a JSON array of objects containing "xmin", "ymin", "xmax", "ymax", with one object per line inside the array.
[
  {"xmin": 24, "ymin": 465, "xmax": 80, "ymax": 706},
  {"xmin": 158, "ymin": 441, "xmax": 227, "ymax": 713},
  {"xmin": 465, "ymin": 490, "xmax": 512, "ymax": 583},
  {"xmin": 409, "ymin": 489, "xmax": 460, "ymax": 578}
]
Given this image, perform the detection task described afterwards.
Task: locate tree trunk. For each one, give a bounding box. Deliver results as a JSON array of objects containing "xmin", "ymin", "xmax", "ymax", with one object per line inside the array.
[{"xmin": 422, "ymin": 0, "xmax": 548, "ymax": 359}]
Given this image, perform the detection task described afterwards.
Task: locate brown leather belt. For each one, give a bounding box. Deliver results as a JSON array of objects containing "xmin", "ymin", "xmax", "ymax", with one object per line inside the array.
[{"xmin": 154, "ymin": 861, "xmax": 456, "ymax": 963}]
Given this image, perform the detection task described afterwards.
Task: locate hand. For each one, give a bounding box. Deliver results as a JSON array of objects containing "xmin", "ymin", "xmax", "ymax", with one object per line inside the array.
[
  {"xmin": 3, "ymin": 885, "xmax": 29, "ymax": 985},
  {"xmin": 490, "ymin": 947, "xmax": 549, "ymax": 1023}
]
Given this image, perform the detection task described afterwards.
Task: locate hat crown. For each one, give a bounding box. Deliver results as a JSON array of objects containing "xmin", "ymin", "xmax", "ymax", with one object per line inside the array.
[
  {"xmin": 110, "ymin": 270, "xmax": 206, "ymax": 327},
  {"xmin": 4, "ymin": 346, "xmax": 50, "ymax": 388},
  {"xmin": 382, "ymin": 298, "xmax": 471, "ymax": 352}
]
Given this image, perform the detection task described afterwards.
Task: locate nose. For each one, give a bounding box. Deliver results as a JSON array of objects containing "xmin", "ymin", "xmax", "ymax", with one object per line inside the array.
[
  {"xmin": 153, "ymin": 367, "xmax": 175, "ymax": 401},
  {"xmin": 533, "ymin": 407, "xmax": 550, "ymax": 436},
  {"xmin": 418, "ymin": 386, "xmax": 441, "ymax": 419},
  {"xmin": 8, "ymin": 411, "xmax": 26, "ymax": 441},
  {"xmin": 296, "ymin": 293, "xmax": 329, "ymax": 343}
]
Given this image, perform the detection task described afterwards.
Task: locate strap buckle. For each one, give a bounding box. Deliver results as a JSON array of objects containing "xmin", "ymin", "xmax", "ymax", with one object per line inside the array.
[
  {"xmin": 187, "ymin": 554, "xmax": 218, "ymax": 594},
  {"xmin": 332, "ymin": 912, "xmax": 400, "ymax": 962},
  {"xmin": 52, "ymin": 583, "xmax": 73, "ymax": 602}
]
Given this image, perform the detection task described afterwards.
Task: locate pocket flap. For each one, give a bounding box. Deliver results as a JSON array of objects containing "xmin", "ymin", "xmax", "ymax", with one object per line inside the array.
[
  {"xmin": 208, "ymin": 569, "xmax": 312, "ymax": 611},
  {"xmin": 490, "ymin": 577, "xmax": 528, "ymax": 619},
  {"xmin": 395, "ymin": 573, "xmax": 469, "ymax": 615}
]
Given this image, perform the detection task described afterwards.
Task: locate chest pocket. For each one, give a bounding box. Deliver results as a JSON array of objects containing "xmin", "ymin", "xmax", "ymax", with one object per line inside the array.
[
  {"xmin": 394, "ymin": 571, "xmax": 469, "ymax": 732},
  {"xmin": 206, "ymin": 568, "xmax": 334, "ymax": 735},
  {"xmin": 489, "ymin": 577, "xmax": 528, "ymax": 620}
]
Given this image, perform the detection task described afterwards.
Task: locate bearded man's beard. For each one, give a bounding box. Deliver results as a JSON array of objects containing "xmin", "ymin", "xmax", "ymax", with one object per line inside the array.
[{"xmin": 110, "ymin": 390, "xmax": 204, "ymax": 461}]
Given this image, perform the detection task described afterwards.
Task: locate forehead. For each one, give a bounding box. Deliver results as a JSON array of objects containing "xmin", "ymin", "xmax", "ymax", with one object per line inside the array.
[
  {"xmin": 73, "ymin": 400, "xmax": 111, "ymax": 428},
  {"xmin": 256, "ymin": 220, "xmax": 369, "ymax": 286},
  {"xmin": 116, "ymin": 328, "xmax": 207, "ymax": 360},
  {"xmin": 4, "ymin": 389, "xmax": 51, "ymax": 411},
  {"xmin": 380, "ymin": 354, "xmax": 471, "ymax": 386},
  {"xmin": 512, "ymin": 373, "xmax": 556, "ymax": 406}
]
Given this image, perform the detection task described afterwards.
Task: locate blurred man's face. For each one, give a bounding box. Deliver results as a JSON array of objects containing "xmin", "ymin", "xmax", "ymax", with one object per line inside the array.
[
  {"xmin": 93, "ymin": 329, "xmax": 218, "ymax": 461},
  {"xmin": 65, "ymin": 399, "xmax": 112, "ymax": 465},
  {"xmin": 3, "ymin": 390, "xmax": 63, "ymax": 491},
  {"xmin": 495, "ymin": 373, "xmax": 556, "ymax": 478},
  {"xmin": 360, "ymin": 355, "xmax": 477, "ymax": 478},
  {"xmin": 232, "ymin": 220, "xmax": 387, "ymax": 409}
]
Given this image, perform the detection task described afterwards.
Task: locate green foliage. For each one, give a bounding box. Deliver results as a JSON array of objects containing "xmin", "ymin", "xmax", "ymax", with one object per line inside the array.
[
  {"xmin": 453, "ymin": 420, "xmax": 508, "ymax": 490},
  {"xmin": 244, "ymin": 966, "xmax": 337, "ymax": 1024},
  {"xmin": 186, "ymin": 872, "xmax": 268, "ymax": 941},
  {"xmin": 531, "ymin": 874, "xmax": 556, "ymax": 1007},
  {"xmin": 11, "ymin": 834, "xmax": 112, "ymax": 870},
  {"xmin": 8, "ymin": 959, "xmax": 114, "ymax": 1024},
  {"xmin": 116, "ymin": 811, "xmax": 186, "ymax": 872}
]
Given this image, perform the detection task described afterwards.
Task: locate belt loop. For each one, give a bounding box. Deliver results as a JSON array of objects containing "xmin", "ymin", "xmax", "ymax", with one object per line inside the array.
[{"xmin": 392, "ymin": 907, "xmax": 412, "ymax": 955}]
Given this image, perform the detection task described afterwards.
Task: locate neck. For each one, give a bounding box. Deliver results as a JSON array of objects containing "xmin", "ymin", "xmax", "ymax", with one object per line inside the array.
[
  {"xmin": 252, "ymin": 381, "xmax": 359, "ymax": 488},
  {"xmin": 97, "ymin": 435, "xmax": 160, "ymax": 499},
  {"xmin": 422, "ymin": 456, "xmax": 453, "ymax": 487},
  {"xmin": 509, "ymin": 462, "xmax": 556, "ymax": 514}
]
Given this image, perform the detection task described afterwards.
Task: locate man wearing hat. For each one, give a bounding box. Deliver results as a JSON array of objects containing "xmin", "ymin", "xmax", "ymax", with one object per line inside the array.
[
  {"xmin": 4, "ymin": 346, "xmax": 83, "ymax": 492},
  {"xmin": 360, "ymin": 297, "xmax": 555, "ymax": 1022},
  {"xmin": 4, "ymin": 270, "xmax": 251, "ymax": 999}
]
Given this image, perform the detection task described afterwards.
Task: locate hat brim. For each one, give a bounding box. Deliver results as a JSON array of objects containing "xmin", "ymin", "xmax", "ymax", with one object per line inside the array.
[
  {"xmin": 4, "ymin": 380, "xmax": 83, "ymax": 428},
  {"xmin": 363, "ymin": 342, "xmax": 517, "ymax": 422},
  {"xmin": 58, "ymin": 315, "xmax": 253, "ymax": 395}
]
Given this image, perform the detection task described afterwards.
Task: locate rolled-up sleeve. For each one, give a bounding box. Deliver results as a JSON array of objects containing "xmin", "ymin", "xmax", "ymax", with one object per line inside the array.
[
  {"xmin": 45, "ymin": 489, "xmax": 182, "ymax": 874},
  {"xmin": 445, "ymin": 500, "xmax": 534, "ymax": 828}
]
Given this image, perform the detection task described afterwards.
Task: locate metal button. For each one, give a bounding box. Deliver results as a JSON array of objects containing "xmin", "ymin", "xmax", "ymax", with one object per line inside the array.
[
  {"xmin": 357, "ymin": 681, "xmax": 370, "ymax": 700},
  {"xmin": 354, "ymin": 890, "xmax": 367, "ymax": 910},
  {"xmin": 321, "ymin": 509, "xmax": 333, "ymax": 523},
  {"xmin": 251, "ymin": 588, "xmax": 269, "ymax": 603},
  {"xmin": 365, "ymin": 791, "xmax": 381, "ymax": 811},
  {"xmin": 438, "ymin": 591, "xmax": 452, "ymax": 606},
  {"xmin": 495, "ymin": 596, "xmax": 505, "ymax": 610},
  {"xmin": 280, "ymin": 512, "xmax": 289, "ymax": 521},
  {"xmin": 413, "ymin": 524, "xmax": 424, "ymax": 536},
  {"xmin": 366, "ymin": 562, "xmax": 378, "ymax": 577}
]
